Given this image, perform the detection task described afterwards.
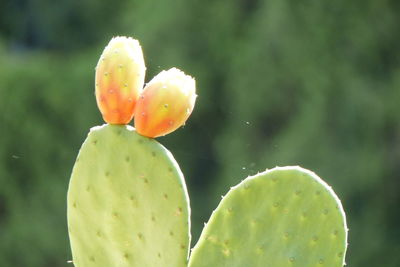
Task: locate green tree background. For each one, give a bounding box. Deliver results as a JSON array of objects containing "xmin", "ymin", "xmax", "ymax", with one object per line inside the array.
[{"xmin": 0, "ymin": 0, "xmax": 399, "ymax": 266}]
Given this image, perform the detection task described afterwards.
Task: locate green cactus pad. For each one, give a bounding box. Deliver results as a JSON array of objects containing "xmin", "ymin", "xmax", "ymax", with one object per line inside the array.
[
  {"xmin": 189, "ymin": 166, "xmax": 347, "ymax": 267},
  {"xmin": 67, "ymin": 124, "xmax": 190, "ymax": 267}
]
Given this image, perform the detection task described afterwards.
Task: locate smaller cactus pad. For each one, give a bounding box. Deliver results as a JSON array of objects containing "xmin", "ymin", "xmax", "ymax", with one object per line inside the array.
[
  {"xmin": 189, "ymin": 166, "xmax": 348, "ymax": 267},
  {"xmin": 67, "ymin": 124, "xmax": 190, "ymax": 267}
]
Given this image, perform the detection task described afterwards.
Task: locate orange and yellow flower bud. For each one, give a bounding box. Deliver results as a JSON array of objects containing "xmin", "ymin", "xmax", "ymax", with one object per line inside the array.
[
  {"xmin": 95, "ymin": 36, "xmax": 146, "ymax": 124},
  {"xmin": 134, "ymin": 68, "xmax": 196, "ymax": 138}
]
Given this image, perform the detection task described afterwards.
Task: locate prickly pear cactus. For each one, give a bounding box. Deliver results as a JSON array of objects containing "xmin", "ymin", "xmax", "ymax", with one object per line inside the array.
[
  {"xmin": 67, "ymin": 36, "xmax": 196, "ymax": 267},
  {"xmin": 68, "ymin": 36, "xmax": 348, "ymax": 267},
  {"xmin": 188, "ymin": 166, "xmax": 348, "ymax": 267},
  {"xmin": 67, "ymin": 124, "xmax": 191, "ymax": 267}
]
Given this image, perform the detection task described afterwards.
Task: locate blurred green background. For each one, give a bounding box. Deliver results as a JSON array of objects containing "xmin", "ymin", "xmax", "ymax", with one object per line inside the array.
[{"xmin": 1, "ymin": 0, "xmax": 399, "ymax": 266}]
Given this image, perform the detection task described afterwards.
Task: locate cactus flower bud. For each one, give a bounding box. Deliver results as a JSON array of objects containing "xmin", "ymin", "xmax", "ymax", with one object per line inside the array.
[
  {"xmin": 134, "ymin": 68, "xmax": 196, "ymax": 138},
  {"xmin": 95, "ymin": 36, "xmax": 146, "ymax": 124}
]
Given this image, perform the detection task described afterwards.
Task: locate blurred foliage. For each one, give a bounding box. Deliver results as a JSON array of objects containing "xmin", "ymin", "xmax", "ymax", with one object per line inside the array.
[{"xmin": 0, "ymin": 0, "xmax": 399, "ymax": 266}]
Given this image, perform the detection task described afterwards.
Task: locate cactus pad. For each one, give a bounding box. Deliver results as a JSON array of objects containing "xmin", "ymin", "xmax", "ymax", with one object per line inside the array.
[
  {"xmin": 189, "ymin": 166, "xmax": 348, "ymax": 267},
  {"xmin": 67, "ymin": 124, "xmax": 190, "ymax": 267}
]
